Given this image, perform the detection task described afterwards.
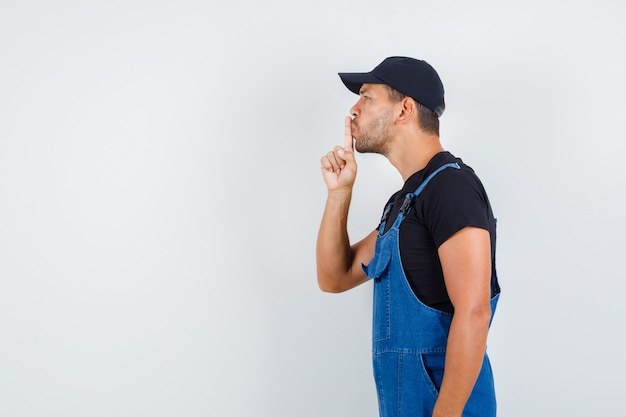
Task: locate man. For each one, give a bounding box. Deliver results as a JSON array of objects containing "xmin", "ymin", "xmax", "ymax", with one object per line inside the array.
[{"xmin": 316, "ymin": 57, "xmax": 501, "ymax": 417}]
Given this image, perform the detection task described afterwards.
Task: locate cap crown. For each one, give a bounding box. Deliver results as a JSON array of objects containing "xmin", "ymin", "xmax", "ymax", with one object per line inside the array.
[{"xmin": 339, "ymin": 56, "xmax": 445, "ymax": 116}]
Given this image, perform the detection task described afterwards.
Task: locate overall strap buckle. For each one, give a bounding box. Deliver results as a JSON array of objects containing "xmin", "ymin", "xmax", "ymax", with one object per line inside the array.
[
  {"xmin": 399, "ymin": 193, "xmax": 415, "ymax": 215},
  {"xmin": 380, "ymin": 203, "xmax": 392, "ymax": 223}
]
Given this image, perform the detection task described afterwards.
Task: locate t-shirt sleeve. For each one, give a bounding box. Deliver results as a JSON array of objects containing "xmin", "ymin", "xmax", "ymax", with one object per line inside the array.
[{"xmin": 419, "ymin": 169, "xmax": 491, "ymax": 248}]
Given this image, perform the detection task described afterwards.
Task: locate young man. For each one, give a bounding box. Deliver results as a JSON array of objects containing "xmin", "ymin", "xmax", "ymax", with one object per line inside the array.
[{"xmin": 317, "ymin": 57, "xmax": 501, "ymax": 417}]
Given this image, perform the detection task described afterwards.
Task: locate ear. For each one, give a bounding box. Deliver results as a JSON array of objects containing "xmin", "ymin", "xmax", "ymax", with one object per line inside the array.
[{"xmin": 396, "ymin": 97, "xmax": 416, "ymax": 125}]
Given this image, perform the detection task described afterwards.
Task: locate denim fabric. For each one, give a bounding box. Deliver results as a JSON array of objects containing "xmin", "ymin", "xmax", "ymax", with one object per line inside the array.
[{"xmin": 362, "ymin": 163, "xmax": 499, "ymax": 417}]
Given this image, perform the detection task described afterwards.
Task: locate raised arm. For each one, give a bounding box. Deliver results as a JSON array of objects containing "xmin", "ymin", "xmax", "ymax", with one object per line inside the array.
[{"xmin": 316, "ymin": 117, "xmax": 376, "ymax": 293}]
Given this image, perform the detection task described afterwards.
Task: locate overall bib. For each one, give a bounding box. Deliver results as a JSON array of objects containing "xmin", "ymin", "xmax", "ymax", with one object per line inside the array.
[{"xmin": 362, "ymin": 163, "xmax": 499, "ymax": 417}]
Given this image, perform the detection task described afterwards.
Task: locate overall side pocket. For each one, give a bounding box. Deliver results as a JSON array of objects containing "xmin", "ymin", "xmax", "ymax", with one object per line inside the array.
[{"xmin": 372, "ymin": 273, "xmax": 391, "ymax": 342}]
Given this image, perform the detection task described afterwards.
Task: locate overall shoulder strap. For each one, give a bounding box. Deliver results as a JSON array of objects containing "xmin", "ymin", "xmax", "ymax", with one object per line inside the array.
[{"xmin": 412, "ymin": 162, "xmax": 460, "ymax": 198}]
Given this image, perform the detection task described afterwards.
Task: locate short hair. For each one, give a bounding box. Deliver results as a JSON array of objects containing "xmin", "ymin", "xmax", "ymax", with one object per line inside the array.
[{"xmin": 383, "ymin": 84, "xmax": 442, "ymax": 135}]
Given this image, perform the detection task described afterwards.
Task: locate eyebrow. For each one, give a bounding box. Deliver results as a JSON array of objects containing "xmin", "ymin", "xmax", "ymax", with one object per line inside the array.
[{"xmin": 359, "ymin": 88, "xmax": 369, "ymax": 95}]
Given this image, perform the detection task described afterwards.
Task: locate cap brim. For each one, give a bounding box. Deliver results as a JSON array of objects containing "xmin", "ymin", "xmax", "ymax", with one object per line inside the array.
[{"xmin": 338, "ymin": 72, "xmax": 385, "ymax": 95}]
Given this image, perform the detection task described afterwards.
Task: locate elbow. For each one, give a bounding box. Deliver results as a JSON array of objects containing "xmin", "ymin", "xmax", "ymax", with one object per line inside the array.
[
  {"xmin": 317, "ymin": 279, "xmax": 346, "ymax": 293},
  {"xmin": 469, "ymin": 301, "xmax": 493, "ymax": 322},
  {"xmin": 318, "ymin": 285, "xmax": 339, "ymax": 293},
  {"xmin": 455, "ymin": 302, "xmax": 493, "ymax": 327},
  {"xmin": 475, "ymin": 305, "xmax": 493, "ymax": 326},
  {"xmin": 317, "ymin": 272, "xmax": 350, "ymax": 293}
]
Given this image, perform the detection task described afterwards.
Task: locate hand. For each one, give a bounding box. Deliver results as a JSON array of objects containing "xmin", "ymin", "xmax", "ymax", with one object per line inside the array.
[{"xmin": 320, "ymin": 116, "xmax": 357, "ymax": 193}]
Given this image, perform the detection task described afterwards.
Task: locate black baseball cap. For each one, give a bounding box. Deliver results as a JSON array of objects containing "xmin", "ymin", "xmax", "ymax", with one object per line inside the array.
[{"xmin": 338, "ymin": 56, "xmax": 445, "ymax": 117}]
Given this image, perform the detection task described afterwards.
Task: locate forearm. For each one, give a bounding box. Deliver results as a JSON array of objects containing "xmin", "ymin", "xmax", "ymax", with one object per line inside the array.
[
  {"xmin": 316, "ymin": 191, "xmax": 354, "ymax": 292},
  {"xmin": 433, "ymin": 310, "xmax": 491, "ymax": 417}
]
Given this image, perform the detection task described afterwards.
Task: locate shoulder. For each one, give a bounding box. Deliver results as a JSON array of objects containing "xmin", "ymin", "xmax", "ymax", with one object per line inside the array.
[
  {"xmin": 411, "ymin": 153, "xmax": 492, "ymax": 247},
  {"xmin": 425, "ymin": 154, "xmax": 487, "ymax": 202},
  {"xmin": 406, "ymin": 153, "xmax": 485, "ymax": 200}
]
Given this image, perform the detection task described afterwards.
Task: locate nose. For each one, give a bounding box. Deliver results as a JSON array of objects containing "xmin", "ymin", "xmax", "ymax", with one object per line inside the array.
[{"xmin": 349, "ymin": 100, "xmax": 360, "ymax": 118}]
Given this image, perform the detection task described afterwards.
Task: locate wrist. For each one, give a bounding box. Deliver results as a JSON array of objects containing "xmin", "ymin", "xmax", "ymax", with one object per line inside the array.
[
  {"xmin": 327, "ymin": 188, "xmax": 352, "ymax": 200},
  {"xmin": 432, "ymin": 398, "xmax": 463, "ymax": 417}
]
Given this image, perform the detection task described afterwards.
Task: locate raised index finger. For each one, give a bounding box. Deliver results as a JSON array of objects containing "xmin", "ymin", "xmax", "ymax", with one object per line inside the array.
[{"xmin": 344, "ymin": 116, "xmax": 354, "ymax": 152}]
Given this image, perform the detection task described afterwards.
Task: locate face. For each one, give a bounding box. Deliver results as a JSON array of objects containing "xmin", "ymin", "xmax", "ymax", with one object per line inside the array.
[{"xmin": 349, "ymin": 83, "xmax": 397, "ymax": 155}]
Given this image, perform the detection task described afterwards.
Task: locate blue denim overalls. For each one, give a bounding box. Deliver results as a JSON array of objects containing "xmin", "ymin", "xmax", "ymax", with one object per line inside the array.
[{"xmin": 362, "ymin": 163, "xmax": 499, "ymax": 417}]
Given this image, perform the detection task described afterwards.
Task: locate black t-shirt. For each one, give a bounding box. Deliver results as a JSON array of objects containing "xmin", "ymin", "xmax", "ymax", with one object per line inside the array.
[{"xmin": 380, "ymin": 151, "xmax": 500, "ymax": 313}]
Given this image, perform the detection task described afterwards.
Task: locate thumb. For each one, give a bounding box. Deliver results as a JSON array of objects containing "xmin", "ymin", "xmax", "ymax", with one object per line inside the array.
[{"xmin": 337, "ymin": 145, "xmax": 356, "ymax": 167}]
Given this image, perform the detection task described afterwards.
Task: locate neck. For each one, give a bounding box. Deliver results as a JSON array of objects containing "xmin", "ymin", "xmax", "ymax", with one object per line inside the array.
[{"xmin": 386, "ymin": 133, "xmax": 445, "ymax": 182}]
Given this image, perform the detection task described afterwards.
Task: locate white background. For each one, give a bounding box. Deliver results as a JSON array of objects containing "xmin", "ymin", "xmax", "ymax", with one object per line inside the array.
[{"xmin": 1, "ymin": 1, "xmax": 625, "ymax": 416}]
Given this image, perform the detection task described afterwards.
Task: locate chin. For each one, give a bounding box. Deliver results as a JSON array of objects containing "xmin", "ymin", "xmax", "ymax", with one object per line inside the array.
[{"xmin": 354, "ymin": 143, "xmax": 368, "ymax": 154}]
